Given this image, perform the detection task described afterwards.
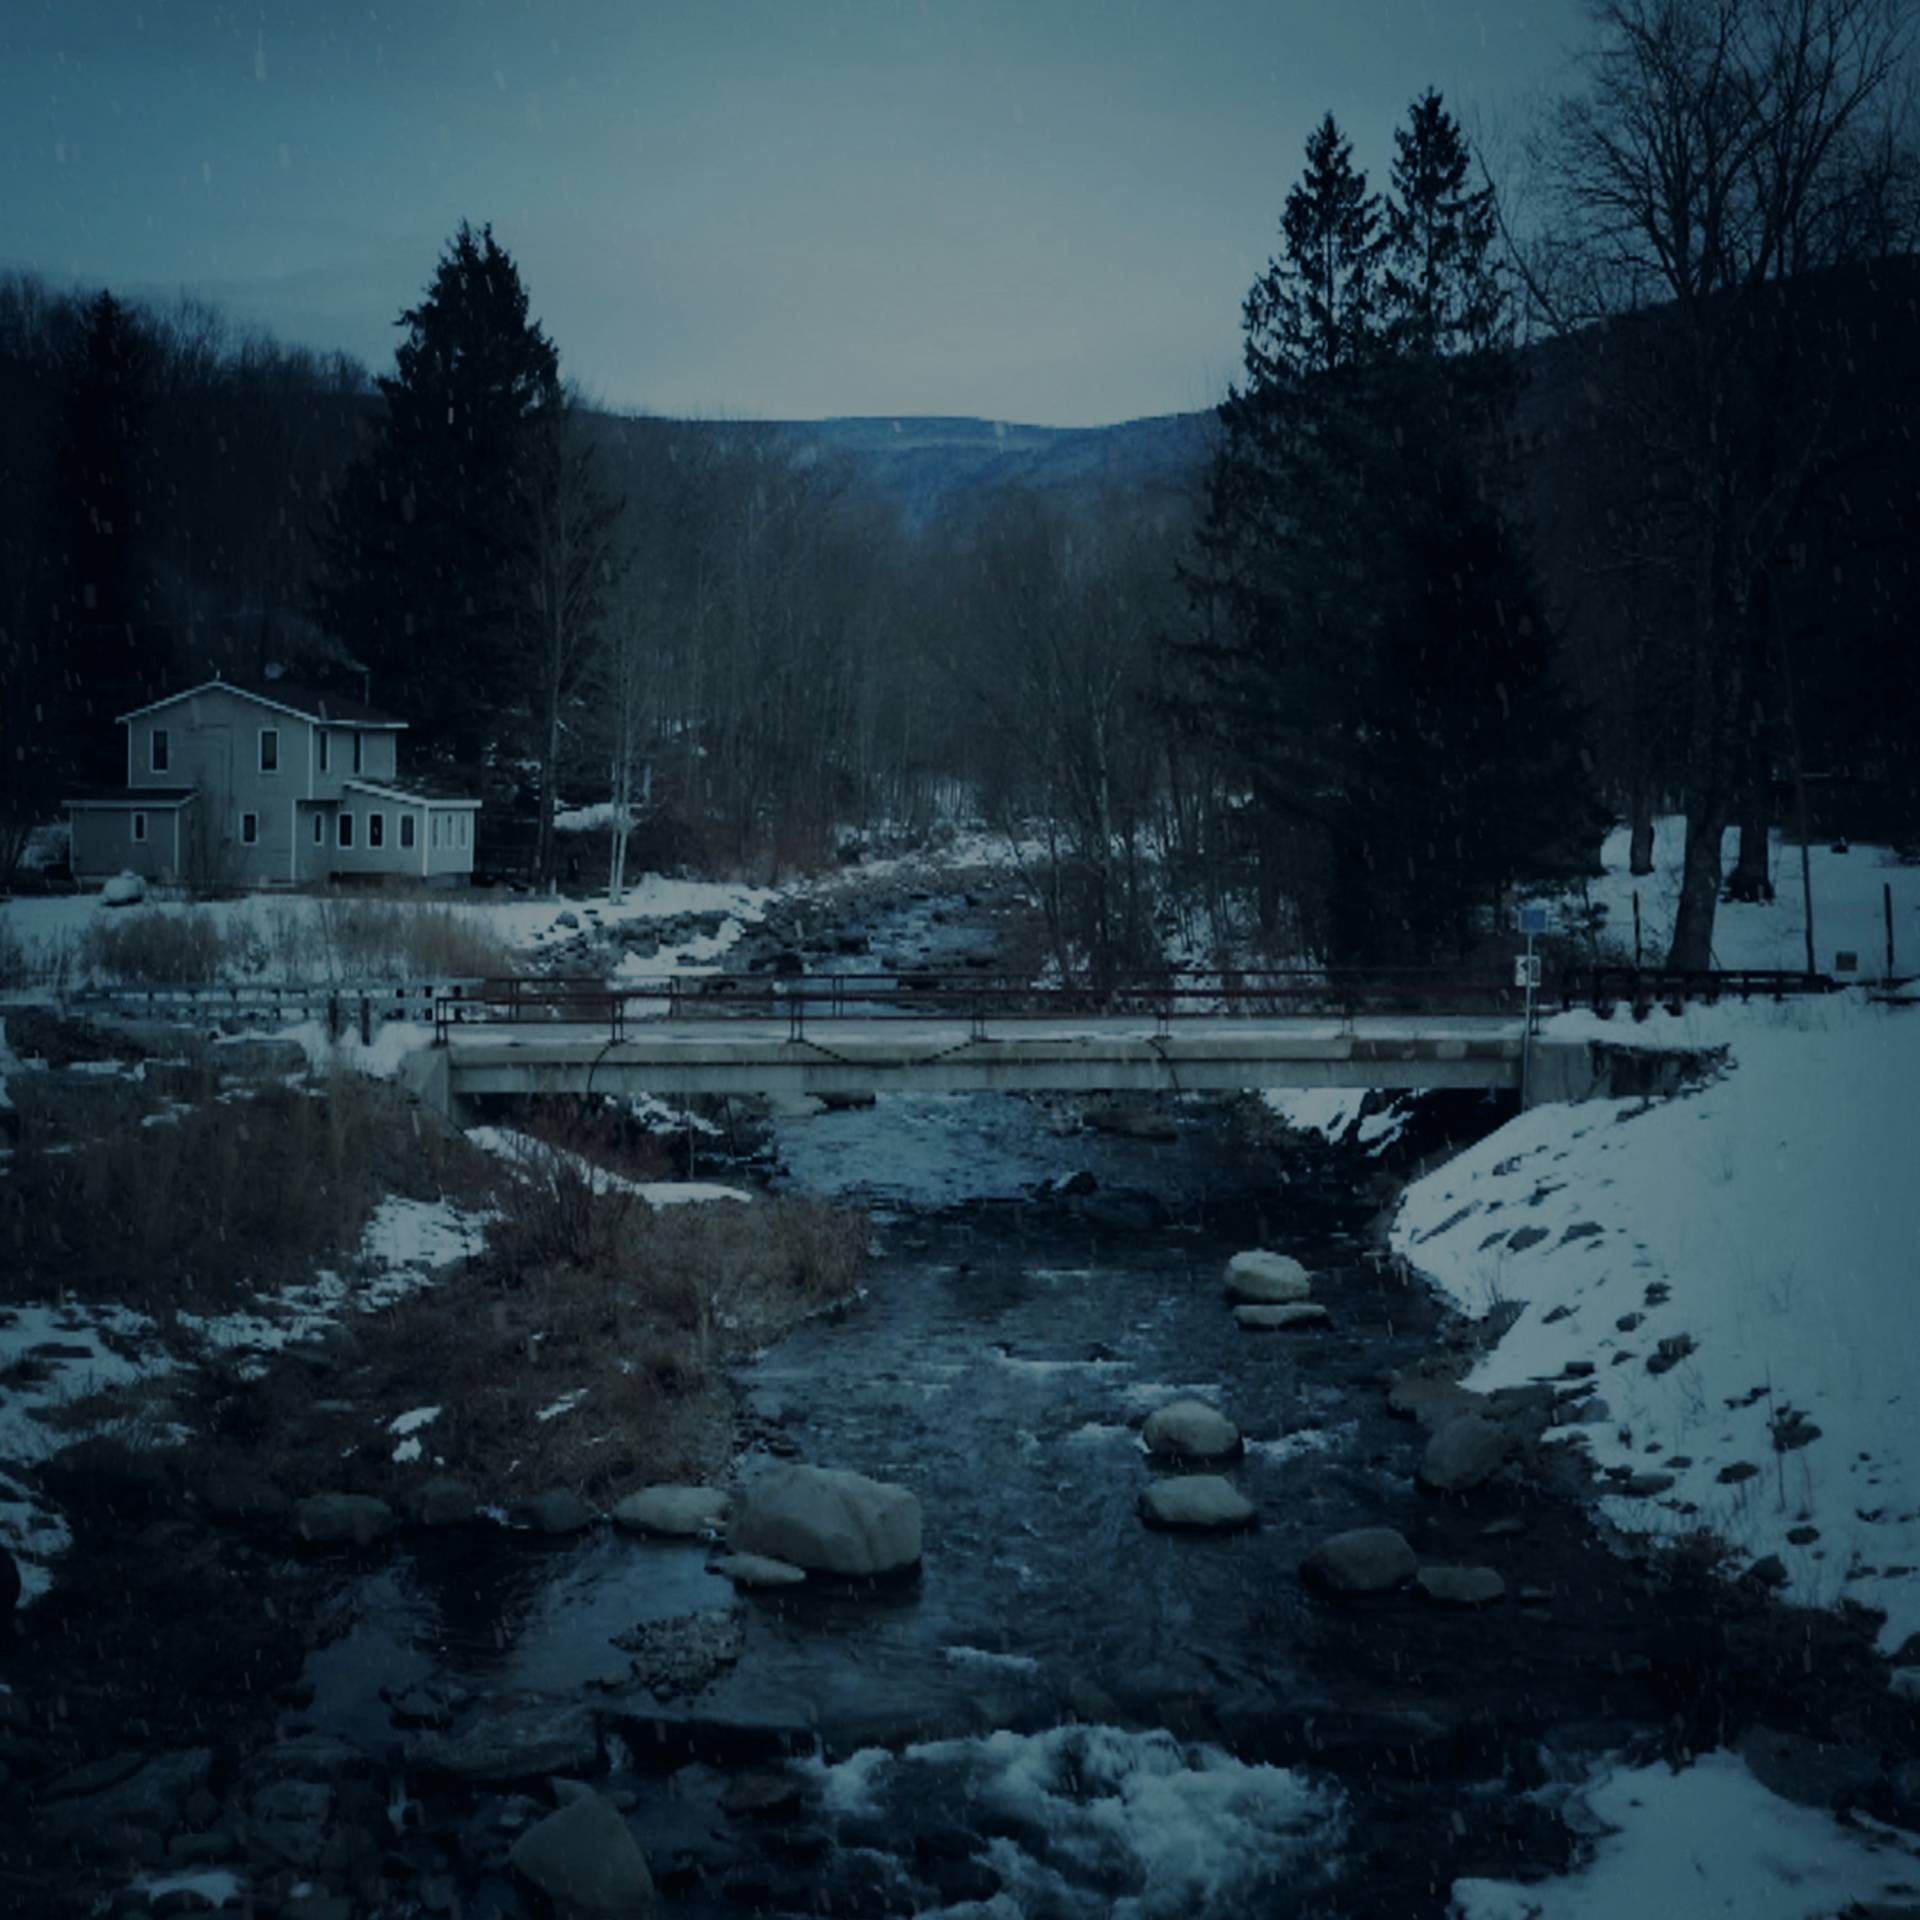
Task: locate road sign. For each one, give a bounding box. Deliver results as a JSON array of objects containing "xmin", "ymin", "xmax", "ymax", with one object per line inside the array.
[
  {"xmin": 1514, "ymin": 954, "xmax": 1542, "ymax": 989},
  {"xmin": 1518, "ymin": 903, "xmax": 1550, "ymax": 937}
]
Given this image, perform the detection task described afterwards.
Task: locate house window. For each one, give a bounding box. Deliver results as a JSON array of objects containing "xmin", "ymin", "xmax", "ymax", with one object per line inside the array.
[
  {"xmin": 339, "ymin": 813, "xmax": 354, "ymax": 849},
  {"xmin": 131, "ymin": 812, "xmax": 147, "ymax": 844},
  {"xmin": 430, "ymin": 814, "xmax": 441, "ymax": 849},
  {"xmin": 241, "ymin": 812, "xmax": 259, "ymax": 846},
  {"xmin": 312, "ymin": 813, "xmax": 324, "ymax": 846},
  {"xmin": 352, "ymin": 733, "xmax": 363, "ymax": 775},
  {"xmin": 459, "ymin": 814, "xmax": 470, "ymax": 848},
  {"xmin": 368, "ymin": 811, "xmax": 385, "ymax": 849},
  {"xmin": 151, "ymin": 728, "xmax": 170, "ymax": 773},
  {"xmin": 260, "ymin": 728, "xmax": 279, "ymax": 773},
  {"xmin": 318, "ymin": 731, "xmax": 331, "ymax": 774},
  {"xmin": 400, "ymin": 814, "xmax": 416, "ymax": 850}
]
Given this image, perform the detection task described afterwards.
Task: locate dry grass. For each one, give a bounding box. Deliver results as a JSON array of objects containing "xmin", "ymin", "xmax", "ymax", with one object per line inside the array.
[
  {"xmin": 302, "ymin": 1133, "xmax": 867, "ymax": 1504},
  {"xmin": 2, "ymin": 1068, "xmax": 491, "ymax": 1314},
  {"xmin": 77, "ymin": 910, "xmax": 226, "ymax": 984}
]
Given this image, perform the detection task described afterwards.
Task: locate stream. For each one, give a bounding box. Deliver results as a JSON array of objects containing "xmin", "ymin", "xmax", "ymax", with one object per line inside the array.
[{"xmin": 286, "ymin": 885, "xmax": 1743, "ymax": 1916}]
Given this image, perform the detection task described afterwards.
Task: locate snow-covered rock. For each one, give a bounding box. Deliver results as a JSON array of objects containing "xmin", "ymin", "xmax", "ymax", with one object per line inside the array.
[
  {"xmin": 1234, "ymin": 1302, "xmax": 1329, "ymax": 1332},
  {"xmin": 1224, "ymin": 1250, "xmax": 1311, "ymax": 1303},
  {"xmin": 510, "ymin": 1787, "xmax": 655, "ymax": 1915},
  {"xmin": 730, "ymin": 1464, "xmax": 922, "ymax": 1576},
  {"xmin": 98, "ymin": 871, "xmax": 146, "ymax": 907},
  {"xmin": 612, "ymin": 1485, "xmax": 731, "ymax": 1537},
  {"xmin": 1138, "ymin": 1475, "xmax": 1256, "ymax": 1531},
  {"xmin": 714, "ymin": 1552, "xmax": 807, "ymax": 1589},
  {"xmin": 1141, "ymin": 1399, "xmax": 1242, "ymax": 1462}
]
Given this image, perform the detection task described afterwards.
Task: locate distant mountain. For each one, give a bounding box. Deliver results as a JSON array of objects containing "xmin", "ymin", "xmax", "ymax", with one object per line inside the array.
[{"xmin": 746, "ymin": 410, "xmax": 1217, "ymax": 531}]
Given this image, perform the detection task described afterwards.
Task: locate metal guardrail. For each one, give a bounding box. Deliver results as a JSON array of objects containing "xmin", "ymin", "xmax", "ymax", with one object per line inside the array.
[
  {"xmin": 430, "ymin": 966, "xmax": 1535, "ymax": 1046},
  {"xmin": 65, "ymin": 978, "xmax": 486, "ymax": 1046},
  {"xmin": 1559, "ymin": 965, "xmax": 1843, "ymax": 1016}
]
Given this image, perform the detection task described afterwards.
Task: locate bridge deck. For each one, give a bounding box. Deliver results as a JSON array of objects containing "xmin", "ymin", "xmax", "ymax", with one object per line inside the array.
[{"xmin": 439, "ymin": 1014, "xmax": 1528, "ymax": 1099}]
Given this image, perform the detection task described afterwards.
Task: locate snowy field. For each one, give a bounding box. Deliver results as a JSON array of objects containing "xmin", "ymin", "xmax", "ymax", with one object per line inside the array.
[{"xmin": 1580, "ymin": 817, "xmax": 1915, "ymax": 978}]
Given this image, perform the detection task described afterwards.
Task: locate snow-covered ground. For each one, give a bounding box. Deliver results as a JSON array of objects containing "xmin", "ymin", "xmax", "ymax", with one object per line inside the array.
[
  {"xmin": 1397, "ymin": 991, "xmax": 1920, "ymax": 1651},
  {"xmin": 1578, "ymin": 818, "xmax": 1915, "ymax": 977},
  {"xmin": 1454, "ymin": 1749, "xmax": 1920, "ymax": 1919}
]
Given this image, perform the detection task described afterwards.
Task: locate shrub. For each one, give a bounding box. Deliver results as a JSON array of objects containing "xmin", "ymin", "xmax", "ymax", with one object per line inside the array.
[
  {"xmin": 78, "ymin": 910, "xmax": 225, "ymax": 985},
  {"xmin": 3, "ymin": 1068, "xmax": 486, "ymax": 1311}
]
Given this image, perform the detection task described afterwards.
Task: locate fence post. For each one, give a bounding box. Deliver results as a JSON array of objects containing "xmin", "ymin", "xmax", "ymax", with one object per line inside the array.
[
  {"xmin": 327, "ymin": 991, "xmax": 340, "ymax": 1043},
  {"xmin": 1633, "ymin": 890, "xmax": 1642, "ymax": 970},
  {"xmin": 1888, "ymin": 882, "xmax": 1896, "ymax": 979},
  {"xmin": 359, "ymin": 995, "xmax": 372, "ymax": 1047}
]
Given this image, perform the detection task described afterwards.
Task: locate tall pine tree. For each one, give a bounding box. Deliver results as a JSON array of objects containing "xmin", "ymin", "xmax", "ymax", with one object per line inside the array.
[{"xmin": 314, "ymin": 223, "xmax": 561, "ymax": 767}]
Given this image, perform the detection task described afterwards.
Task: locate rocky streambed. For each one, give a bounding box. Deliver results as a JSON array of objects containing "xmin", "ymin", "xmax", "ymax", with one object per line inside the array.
[{"xmin": 5, "ymin": 874, "xmax": 1918, "ymax": 1918}]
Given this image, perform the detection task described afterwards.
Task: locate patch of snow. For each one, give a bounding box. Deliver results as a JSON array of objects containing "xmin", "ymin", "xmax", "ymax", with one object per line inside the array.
[
  {"xmin": 388, "ymin": 1405, "xmax": 442, "ymax": 1437},
  {"xmin": 391, "ymin": 1437, "xmax": 423, "ymax": 1464},
  {"xmin": 133, "ymin": 1869, "xmax": 248, "ymax": 1908},
  {"xmin": 535, "ymin": 1388, "xmax": 586, "ymax": 1423},
  {"xmin": 361, "ymin": 1195, "xmax": 488, "ymax": 1272},
  {"xmin": 1452, "ymin": 1748, "xmax": 1920, "ymax": 1920},
  {"xmin": 942, "ymin": 1645, "xmax": 1041, "ymax": 1674},
  {"xmin": 1395, "ymin": 992, "xmax": 1920, "ymax": 1651},
  {"xmin": 465, "ymin": 1124, "xmax": 749, "ymax": 1207},
  {"xmin": 1261, "ymin": 1090, "xmax": 1366, "ymax": 1143}
]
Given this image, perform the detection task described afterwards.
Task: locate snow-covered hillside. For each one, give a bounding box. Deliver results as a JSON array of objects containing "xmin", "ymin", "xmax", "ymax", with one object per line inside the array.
[{"xmin": 1396, "ymin": 992, "xmax": 1919, "ymax": 1651}]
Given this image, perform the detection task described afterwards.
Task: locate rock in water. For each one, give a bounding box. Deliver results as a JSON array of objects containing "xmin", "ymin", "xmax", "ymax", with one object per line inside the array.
[
  {"xmin": 714, "ymin": 1552, "xmax": 808, "ymax": 1590},
  {"xmin": 509, "ymin": 1788, "xmax": 655, "ymax": 1915},
  {"xmin": 1414, "ymin": 1565, "xmax": 1507, "ymax": 1607},
  {"xmin": 1138, "ymin": 1476, "xmax": 1256, "ymax": 1532},
  {"xmin": 730, "ymin": 1464, "xmax": 922, "ymax": 1575},
  {"xmin": 1301, "ymin": 1528, "xmax": 1417, "ymax": 1594},
  {"xmin": 1224, "ymin": 1250, "xmax": 1312, "ymax": 1303},
  {"xmin": 1234, "ymin": 1303, "xmax": 1330, "ymax": 1332},
  {"xmin": 613, "ymin": 1485, "xmax": 731, "ymax": 1537},
  {"xmin": 1142, "ymin": 1399, "xmax": 1242, "ymax": 1462},
  {"xmin": 1419, "ymin": 1415, "xmax": 1510, "ymax": 1493},
  {"xmin": 291, "ymin": 1494, "xmax": 395, "ymax": 1548},
  {"xmin": 511, "ymin": 1489, "xmax": 594, "ymax": 1535}
]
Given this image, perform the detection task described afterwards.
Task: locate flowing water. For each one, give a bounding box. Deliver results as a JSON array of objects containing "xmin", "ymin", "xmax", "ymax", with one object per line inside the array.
[{"xmin": 296, "ymin": 894, "xmax": 1681, "ymax": 1915}]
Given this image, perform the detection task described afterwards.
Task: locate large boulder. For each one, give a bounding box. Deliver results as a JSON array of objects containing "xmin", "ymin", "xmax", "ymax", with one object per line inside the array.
[
  {"xmin": 714, "ymin": 1553, "xmax": 807, "ymax": 1590},
  {"xmin": 291, "ymin": 1494, "xmax": 394, "ymax": 1548},
  {"xmin": 613, "ymin": 1485, "xmax": 731, "ymax": 1537},
  {"xmin": 509, "ymin": 1788, "xmax": 655, "ymax": 1916},
  {"xmin": 1224, "ymin": 1250, "xmax": 1312, "ymax": 1304},
  {"xmin": 1419, "ymin": 1415, "xmax": 1510, "ymax": 1494},
  {"xmin": 1138, "ymin": 1475, "xmax": 1256, "ymax": 1532},
  {"xmin": 510, "ymin": 1489, "xmax": 594, "ymax": 1535},
  {"xmin": 1235, "ymin": 1303, "xmax": 1330, "ymax": 1332},
  {"xmin": 1141, "ymin": 1400, "xmax": 1242, "ymax": 1462},
  {"xmin": 1302, "ymin": 1528, "xmax": 1417, "ymax": 1595},
  {"xmin": 730, "ymin": 1464, "xmax": 922, "ymax": 1576}
]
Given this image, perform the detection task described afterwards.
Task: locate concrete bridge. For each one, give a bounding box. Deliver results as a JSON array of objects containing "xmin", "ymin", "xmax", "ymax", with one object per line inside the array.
[{"xmin": 402, "ymin": 1011, "xmax": 1612, "ymax": 1117}]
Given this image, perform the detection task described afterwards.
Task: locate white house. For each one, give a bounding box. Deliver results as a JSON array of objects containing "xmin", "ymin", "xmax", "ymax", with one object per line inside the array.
[{"xmin": 66, "ymin": 676, "xmax": 482, "ymax": 889}]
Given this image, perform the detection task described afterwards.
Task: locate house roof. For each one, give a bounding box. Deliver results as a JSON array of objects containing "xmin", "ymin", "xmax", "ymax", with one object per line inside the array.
[
  {"xmin": 116, "ymin": 675, "xmax": 407, "ymax": 730},
  {"xmin": 343, "ymin": 778, "xmax": 482, "ymax": 809},
  {"xmin": 66, "ymin": 787, "xmax": 199, "ymax": 808}
]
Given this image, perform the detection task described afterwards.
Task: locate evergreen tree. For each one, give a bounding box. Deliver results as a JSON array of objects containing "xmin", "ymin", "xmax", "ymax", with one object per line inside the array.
[
  {"xmin": 47, "ymin": 291, "xmax": 158, "ymax": 779},
  {"xmin": 314, "ymin": 222, "xmax": 561, "ymax": 765},
  {"xmin": 1383, "ymin": 89, "xmax": 1506, "ymax": 362},
  {"xmin": 1181, "ymin": 114, "xmax": 1391, "ymax": 935}
]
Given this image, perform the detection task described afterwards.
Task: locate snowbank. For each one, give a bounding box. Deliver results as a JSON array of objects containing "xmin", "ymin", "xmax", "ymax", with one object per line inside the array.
[
  {"xmin": 1453, "ymin": 1749, "xmax": 1920, "ymax": 1919},
  {"xmin": 1395, "ymin": 992, "xmax": 1920, "ymax": 1651},
  {"xmin": 465, "ymin": 1124, "xmax": 750, "ymax": 1207}
]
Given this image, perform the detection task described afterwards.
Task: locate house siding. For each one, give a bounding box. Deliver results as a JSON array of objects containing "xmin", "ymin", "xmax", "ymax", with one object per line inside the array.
[
  {"xmin": 78, "ymin": 681, "xmax": 476, "ymax": 892},
  {"xmin": 71, "ymin": 807, "xmax": 187, "ymax": 884}
]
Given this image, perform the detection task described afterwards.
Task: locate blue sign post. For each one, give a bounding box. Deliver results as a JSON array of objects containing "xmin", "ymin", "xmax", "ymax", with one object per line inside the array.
[{"xmin": 1516, "ymin": 904, "xmax": 1549, "ymax": 1106}]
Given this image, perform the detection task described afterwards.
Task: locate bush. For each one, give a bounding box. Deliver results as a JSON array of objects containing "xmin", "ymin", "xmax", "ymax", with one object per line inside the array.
[
  {"xmin": 78, "ymin": 910, "xmax": 225, "ymax": 985},
  {"xmin": 2, "ymin": 1069, "xmax": 485, "ymax": 1311}
]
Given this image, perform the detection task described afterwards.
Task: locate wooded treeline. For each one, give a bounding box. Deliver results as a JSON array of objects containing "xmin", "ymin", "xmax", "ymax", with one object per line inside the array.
[{"xmin": 2, "ymin": 0, "xmax": 1916, "ymax": 976}]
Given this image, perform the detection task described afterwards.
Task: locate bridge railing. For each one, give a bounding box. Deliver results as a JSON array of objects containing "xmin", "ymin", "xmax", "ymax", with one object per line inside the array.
[{"xmin": 430, "ymin": 965, "xmax": 1530, "ymax": 1043}]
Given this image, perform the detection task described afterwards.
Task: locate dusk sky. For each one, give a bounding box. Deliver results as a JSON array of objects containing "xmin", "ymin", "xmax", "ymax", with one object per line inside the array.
[{"xmin": 3, "ymin": 1, "xmax": 1590, "ymax": 426}]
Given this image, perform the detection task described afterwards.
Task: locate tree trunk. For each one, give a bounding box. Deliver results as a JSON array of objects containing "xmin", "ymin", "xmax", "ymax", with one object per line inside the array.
[
  {"xmin": 1628, "ymin": 776, "xmax": 1655, "ymax": 876},
  {"xmin": 1666, "ymin": 575, "xmax": 1743, "ymax": 970}
]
